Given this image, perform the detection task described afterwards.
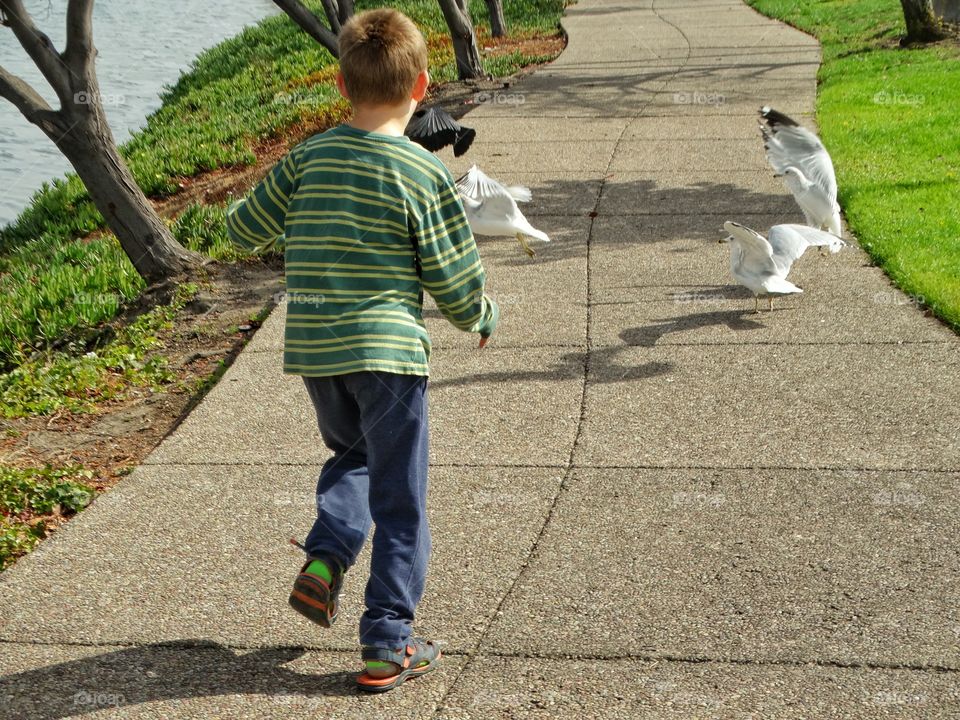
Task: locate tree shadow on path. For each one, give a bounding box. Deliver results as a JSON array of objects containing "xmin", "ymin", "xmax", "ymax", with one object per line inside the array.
[{"xmin": 0, "ymin": 641, "xmax": 362, "ymax": 720}]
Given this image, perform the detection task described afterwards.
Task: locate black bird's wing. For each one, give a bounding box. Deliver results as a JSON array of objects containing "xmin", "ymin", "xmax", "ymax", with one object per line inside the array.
[
  {"xmin": 405, "ymin": 106, "xmax": 475, "ymax": 156},
  {"xmin": 452, "ymin": 125, "xmax": 475, "ymax": 157}
]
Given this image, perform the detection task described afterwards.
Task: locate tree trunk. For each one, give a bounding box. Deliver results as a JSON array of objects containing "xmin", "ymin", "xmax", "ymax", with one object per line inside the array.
[
  {"xmin": 54, "ymin": 47, "xmax": 198, "ymax": 283},
  {"xmin": 57, "ymin": 116, "xmax": 199, "ymax": 283},
  {"xmin": 484, "ymin": 0, "xmax": 506, "ymax": 38},
  {"xmin": 318, "ymin": 0, "xmax": 343, "ymax": 34},
  {"xmin": 337, "ymin": 0, "xmax": 354, "ymax": 26},
  {"xmin": 437, "ymin": 0, "xmax": 484, "ymax": 79},
  {"xmin": 271, "ymin": 0, "xmax": 340, "ymax": 57},
  {"xmin": 900, "ymin": 0, "xmax": 956, "ymax": 41}
]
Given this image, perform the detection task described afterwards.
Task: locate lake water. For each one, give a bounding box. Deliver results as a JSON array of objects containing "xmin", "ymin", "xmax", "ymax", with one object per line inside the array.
[{"xmin": 0, "ymin": 0, "xmax": 279, "ymax": 228}]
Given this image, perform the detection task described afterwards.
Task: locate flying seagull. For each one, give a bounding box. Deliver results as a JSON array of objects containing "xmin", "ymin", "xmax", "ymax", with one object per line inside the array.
[
  {"xmin": 720, "ymin": 221, "xmax": 846, "ymax": 312},
  {"xmin": 405, "ymin": 106, "xmax": 475, "ymax": 157},
  {"xmin": 759, "ymin": 106, "xmax": 842, "ymax": 237},
  {"xmin": 455, "ymin": 165, "xmax": 550, "ymax": 258}
]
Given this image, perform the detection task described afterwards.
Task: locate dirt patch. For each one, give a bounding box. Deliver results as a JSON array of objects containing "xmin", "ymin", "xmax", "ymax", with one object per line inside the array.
[{"xmin": 480, "ymin": 30, "xmax": 567, "ymax": 60}]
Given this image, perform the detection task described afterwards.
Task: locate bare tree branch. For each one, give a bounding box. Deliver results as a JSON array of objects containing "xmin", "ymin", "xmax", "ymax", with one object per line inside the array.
[
  {"xmin": 318, "ymin": 0, "xmax": 342, "ymax": 34},
  {"xmin": 0, "ymin": 0, "xmax": 72, "ymax": 103},
  {"xmin": 0, "ymin": 63, "xmax": 61, "ymax": 128},
  {"xmin": 64, "ymin": 0, "xmax": 96, "ymax": 74},
  {"xmin": 337, "ymin": 0, "xmax": 353, "ymax": 26},
  {"xmin": 270, "ymin": 0, "xmax": 340, "ymax": 57}
]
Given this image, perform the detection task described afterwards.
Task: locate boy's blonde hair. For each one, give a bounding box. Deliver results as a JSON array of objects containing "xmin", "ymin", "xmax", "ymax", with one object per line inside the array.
[{"xmin": 338, "ymin": 9, "xmax": 428, "ymax": 106}]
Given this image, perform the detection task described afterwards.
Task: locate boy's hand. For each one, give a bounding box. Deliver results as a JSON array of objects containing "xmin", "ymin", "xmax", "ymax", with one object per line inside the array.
[{"xmin": 477, "ymin": 296, "xmax": 498, "ymax": 349}]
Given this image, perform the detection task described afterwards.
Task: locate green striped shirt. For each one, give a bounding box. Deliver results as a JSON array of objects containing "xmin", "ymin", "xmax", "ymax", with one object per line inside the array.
[{"xmin": 227, "ymin": 124, "xmax": 498, "ymax": 377}]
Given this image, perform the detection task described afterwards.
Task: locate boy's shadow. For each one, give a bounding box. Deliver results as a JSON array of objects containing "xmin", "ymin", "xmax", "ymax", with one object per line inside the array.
[{"xmin": 0, "ymin": 640, "xmax": 358, "ymax": 720}]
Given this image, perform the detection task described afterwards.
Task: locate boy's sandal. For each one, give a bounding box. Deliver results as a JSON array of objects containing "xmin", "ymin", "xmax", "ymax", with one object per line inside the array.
[
  {"xmin": 356, "ymin": 638, "xmax": 441, "ymax": 693},
  {"xmin": 288, "ymin": 551, "xmax": 343, "ymax": 629}
]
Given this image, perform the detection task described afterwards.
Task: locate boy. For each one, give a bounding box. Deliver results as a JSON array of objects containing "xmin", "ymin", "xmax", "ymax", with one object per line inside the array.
[{"xmin": 226, "ymin": 8, "xmax": 498, "ymax": 693}]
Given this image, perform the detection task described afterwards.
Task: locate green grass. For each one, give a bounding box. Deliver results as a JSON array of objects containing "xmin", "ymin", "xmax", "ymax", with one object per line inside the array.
[
  {"xmin": 0, "ymin": 204, "xmax": 241, "ymax": 368},
  {"xmin": 0, "ymin": 283, "xmax": 197, "ymax": 418},
  {"xmin": 0, "ymin": 0, "xmax": 567, "ymax": 370},
  {"xmin": 1, "ymin": 465, "xmax": 95, "ymax": 570},
  {"xmin": 746, "ymin": 0, "xmax": 960, "ymax": 331},
  {"xmin": 172, "ymin": 203, "xmax": 247, "ymax": 262}
]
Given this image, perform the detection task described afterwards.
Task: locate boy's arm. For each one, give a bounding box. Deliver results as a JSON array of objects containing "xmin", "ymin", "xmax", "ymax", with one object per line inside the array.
[
  {"xmin": 226, "ymin": 149, "xmax": 299, "ymax": 253},
  {"xmin": 415, "ymin": 177, "xmax": 499, "ymax": 341}
]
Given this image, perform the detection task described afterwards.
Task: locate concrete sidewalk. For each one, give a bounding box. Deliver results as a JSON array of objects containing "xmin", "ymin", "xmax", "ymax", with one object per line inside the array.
[{"xmin": 2, "ymin": 0, "xmax": 958, "ymax": 717}]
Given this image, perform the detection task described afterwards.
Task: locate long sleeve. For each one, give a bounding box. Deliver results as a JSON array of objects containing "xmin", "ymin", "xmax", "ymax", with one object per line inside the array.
[
  {"xmin": 414, "ymin": 178, "xmax": 499, "ymax": 337},
  {"xmin": 226, "ymin": 149, "xmax": 298, "ymax": 253}
]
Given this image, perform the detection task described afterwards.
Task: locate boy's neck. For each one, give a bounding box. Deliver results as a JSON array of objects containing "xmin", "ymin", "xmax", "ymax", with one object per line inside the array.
[{"xmin": 348, "ymin": 101, "xmax": 416, "ymax": 137}]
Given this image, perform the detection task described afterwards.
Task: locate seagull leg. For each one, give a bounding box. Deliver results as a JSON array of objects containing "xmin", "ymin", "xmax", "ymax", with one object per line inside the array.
[
  {"xmin": 817, "ymin": 224, "xmax": 829, "ymax": 256},
  {"xmin": 753, "ymin": 296, "xmax": 760, "ymax": 314},
  {"xmin": 768, "ymin": 296, "xmax": 774, "ymax": 312},
  {"xmin": 517, "ymin": 234, "xmax": 536, "ymax": 258}
]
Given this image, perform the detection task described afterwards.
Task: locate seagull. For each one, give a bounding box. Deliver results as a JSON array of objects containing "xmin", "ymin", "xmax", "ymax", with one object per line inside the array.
[
  {"xmin": 720, "ymin": 221, "xmax": 846, "ymax": 312},
  {"xmin": 759, "ymin": 106, "xmax": 842, "ymax": 237},
  {"xmin": 405, "ymin": 106, "xmax": 475, "ymax": 156},
  {"xmin": 455, "ymin": 165, "xmax": 550, "ymax": 257}
]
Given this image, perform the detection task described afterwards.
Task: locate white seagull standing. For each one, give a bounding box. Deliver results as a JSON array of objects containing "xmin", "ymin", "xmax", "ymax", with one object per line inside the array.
[
  {"xmin": 759, "ymin": 106, "xmax": 842, "ymax": 237},
  {"xmin": 455, "ymin": 165, "xmax": 550, "ymax": 257},
  {"xmin": 720, "ymin": 221, "xmax": 846, "ymax": 313}
]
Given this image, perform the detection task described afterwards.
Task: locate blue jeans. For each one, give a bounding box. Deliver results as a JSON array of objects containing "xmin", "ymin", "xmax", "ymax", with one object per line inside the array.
[{"xmin": 301, "ymin": 372, "xmax": 430, "ymax": 649}]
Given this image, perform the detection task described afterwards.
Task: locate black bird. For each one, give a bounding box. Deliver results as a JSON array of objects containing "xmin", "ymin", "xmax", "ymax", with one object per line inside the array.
[{"xmin": 405, "ymin": 106, "xmax": 475, "ymax": 157}]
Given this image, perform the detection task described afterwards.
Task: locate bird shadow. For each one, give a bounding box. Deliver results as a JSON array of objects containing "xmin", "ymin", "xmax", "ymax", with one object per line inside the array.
[
  {"xmin": 620, "ymin": 307, "xmax": 766, "ymax": 347},
  {"xmin": 429, "ymin": 344, "xmax": 674, "ymax": 389},
  {"xmin": 0, "ymin": 641, "xmax": 364, "ymax": 720}
]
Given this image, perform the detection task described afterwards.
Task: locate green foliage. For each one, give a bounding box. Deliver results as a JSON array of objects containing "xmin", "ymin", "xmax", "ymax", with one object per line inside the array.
[
  {"xmin": 170, "ymin": 203, "xmax": 245, "ymax": 261},
  {"xmin": 0, "ymin": 520, "xmax": 46, "ymax": 571},
  {"xmin": 479, "ymin": 0, "xmax": 568, "ymax": 32},
  {"xmin": 0, "ymin": 464, "xmax": 95, "ymax": 570},
  {"xmin": 484, "ymin": 49, "xmax": 560, "ymax": 76},
  {"xmin": 745, "ymin": 0, "xmax": 960, "ymax": 331},
  {"xmin": 0, "ymin": 465, "xmax": 95, "ymax": 516},
  {"xmin": 0, "ymin": 233, "xmax": 144, "ymax": 368},
  {"xmin": 0, "ymin": 285, "xmax": 196, "ymax": 417}
]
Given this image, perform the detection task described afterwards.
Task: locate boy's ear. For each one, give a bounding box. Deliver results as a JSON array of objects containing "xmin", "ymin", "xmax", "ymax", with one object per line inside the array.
[
  {"xmin": 335, "ymin": 72, "xmax": 350, "ymax": 100},
  {"xmin": 411, "ymin": 70, "xmax": 429, "ymax": 102}
]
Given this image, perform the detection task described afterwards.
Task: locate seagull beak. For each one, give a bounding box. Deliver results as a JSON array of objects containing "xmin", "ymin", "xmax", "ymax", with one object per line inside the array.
[{"xmin": 719, "ymin": 236, "xmax": 732, "ymax": 244}]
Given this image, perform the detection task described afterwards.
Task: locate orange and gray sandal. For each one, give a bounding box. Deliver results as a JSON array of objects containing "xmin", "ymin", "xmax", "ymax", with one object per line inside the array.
[
  {"xmin": 288, "ymin": 549, "xmax": 344, "ymax": 629},
  {"xmin": 356, "ymin": 638, "xmax": 441, "ymax": 693}
]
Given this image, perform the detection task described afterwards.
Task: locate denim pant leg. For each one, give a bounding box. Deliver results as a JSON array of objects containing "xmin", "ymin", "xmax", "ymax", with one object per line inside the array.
[
  {"xmin": 302, "ymin": 376, "xmax": 373, "ymax": 569},
  {"xmin": 346, "ymin": 372, "xmax": 430, "ymax": 649}
]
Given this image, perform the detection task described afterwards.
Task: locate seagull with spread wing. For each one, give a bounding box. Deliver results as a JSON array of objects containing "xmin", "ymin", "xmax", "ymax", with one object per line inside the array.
[
  {"xmin": 405, "ymin": 106, "xmax": 475, "ymax": 157},
  {"xmin": 455, "ymin": 165, "xmax": 550, "ymax": 258},
  {"xmin": 759, "ymin": 106, "xmax": 842, "ymax": 237},
  {"xmin": 720, "ymin": 221, "xmax": 846, "ymax": 312}
]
